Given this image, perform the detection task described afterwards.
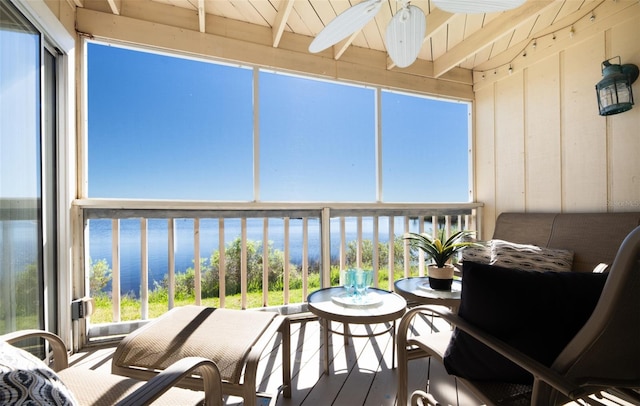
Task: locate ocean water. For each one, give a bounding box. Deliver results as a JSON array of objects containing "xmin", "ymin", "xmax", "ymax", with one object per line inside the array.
[{"xmin": 88, "ymin": 216, "xmax": 427, "ymax": 295}]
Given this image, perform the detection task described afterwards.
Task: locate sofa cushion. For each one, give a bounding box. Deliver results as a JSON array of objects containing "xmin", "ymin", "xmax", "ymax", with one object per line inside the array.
[
  {"xmin": 0, "ymin": 342, "xmax": 78, "ymax": 405},
  {"xmin": 442, "ymin": 261, "xmax": 608, "ymax": 384},
  {"xmin": 490, "ymin": 239, "xmax": 574, "ymax": 272}
]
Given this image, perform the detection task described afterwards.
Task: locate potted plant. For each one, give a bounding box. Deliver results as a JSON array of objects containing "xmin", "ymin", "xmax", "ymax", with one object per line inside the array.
[{"xmin": 405, "ymin": 229, "xmax": 481, "ymax": 290}]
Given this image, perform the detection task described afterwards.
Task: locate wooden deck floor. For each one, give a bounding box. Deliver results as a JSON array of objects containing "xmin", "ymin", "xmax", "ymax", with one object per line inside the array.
[
  {"xmin": 70, "ymin": 314, "xmax": 477, "ymax": 406},
  {"xmin": 68, "ymin": 315, "xmax": 635, "ymax": 406}
]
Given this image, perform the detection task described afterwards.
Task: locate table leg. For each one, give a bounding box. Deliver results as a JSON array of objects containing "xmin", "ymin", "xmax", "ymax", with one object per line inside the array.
[
  {"xmin": 321, "ymin": 317, "xmax": 329, "ymax": 374},
  {"xmin": 344, "ymin": 322, "xmax": 349, "ymax": 346},
  {"xmin": 392, "ymin": 320, "xmax": 396, "ymax": 369}
]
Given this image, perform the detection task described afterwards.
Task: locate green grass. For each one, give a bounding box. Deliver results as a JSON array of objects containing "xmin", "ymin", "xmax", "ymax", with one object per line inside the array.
[
  {"xmin": 89, "ymin": 268, "xmax": 417, "ymax": 324},
  {"xmin": 90, "ymin": 287, "xmax": 316, "ymax": 323}
]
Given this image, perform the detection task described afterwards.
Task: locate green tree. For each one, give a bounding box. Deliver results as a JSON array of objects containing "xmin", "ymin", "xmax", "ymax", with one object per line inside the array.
[
  {"xmin": 89, "ymin": 258, "xmax": 112, "ymax": 297},
  {"xmin": 346, "ymin": 236, "xmax": 410, "ymax": 268}
]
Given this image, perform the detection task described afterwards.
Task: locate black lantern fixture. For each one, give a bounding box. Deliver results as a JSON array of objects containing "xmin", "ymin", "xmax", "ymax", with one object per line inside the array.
[{"xmin": 595, "ymin": 56, "xmax": 639, "ymax": 116}]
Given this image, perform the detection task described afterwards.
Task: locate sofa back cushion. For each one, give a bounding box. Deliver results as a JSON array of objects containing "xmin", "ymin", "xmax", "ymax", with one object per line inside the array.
[
  {"xmin": 547, "ymin": 213, "xmax": 640, "ymax": 272},
  {"xmin": 493, "ymin": 213, "xmax": 640, "ymax": 272}
]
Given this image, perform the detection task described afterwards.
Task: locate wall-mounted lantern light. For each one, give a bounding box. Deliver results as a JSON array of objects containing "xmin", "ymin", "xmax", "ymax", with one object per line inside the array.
[{"xmin": 595, "ymin": 56, "xmax": 639, "ymax": 116}]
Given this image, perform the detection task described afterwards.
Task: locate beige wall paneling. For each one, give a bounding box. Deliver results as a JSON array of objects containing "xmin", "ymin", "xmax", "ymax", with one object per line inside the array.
[
  {"xmin": 561, "ymin": 35, "xmax": 608, "ymax": 211},
  {"xmin": 494, "ymin": 71, "xmax": 526, "ymax": 216},
  {"xmin": 474, "ymin": 86, "xmax": 497, "ymax": 240},
  {"xmin": 608, "ymin": 16, "xmax": 640, "ymax": 212},
  {"xmin": 525, "ymin": 53, "xmax": 562, "ymax": 212}
]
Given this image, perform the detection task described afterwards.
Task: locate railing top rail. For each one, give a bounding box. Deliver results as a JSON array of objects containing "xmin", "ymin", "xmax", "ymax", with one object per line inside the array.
[{"xmin": 74, "ymin": 199, "xmax": 483, "ymax": 219}]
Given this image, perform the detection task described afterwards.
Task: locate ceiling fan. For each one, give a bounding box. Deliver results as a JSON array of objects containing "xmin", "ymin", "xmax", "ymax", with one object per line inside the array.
[{"xmin": 308, "ymin": 0, "xmax": 527, "ymax": 68}]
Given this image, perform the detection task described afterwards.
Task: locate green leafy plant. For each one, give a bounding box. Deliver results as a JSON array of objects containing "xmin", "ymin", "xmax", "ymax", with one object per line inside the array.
[{"xmin": 404, "ymin": 229, "xmax": 481, "ymax": 268}]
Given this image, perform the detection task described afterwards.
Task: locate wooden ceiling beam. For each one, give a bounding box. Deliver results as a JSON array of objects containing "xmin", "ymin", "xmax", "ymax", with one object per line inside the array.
[
  {"xmin": 433, "ymin": 0, "xmax": 556, "ymax": 78},
  {"xmin": 198, "ymin": 0, "xmax": 205, "ymax": 33},
  {"xmin": 106, "ymin": 0, "xmax": 121, "ymax": 15},
  {"xmin": 272, "ymin": 0, "xmax": 294, "ymax": 47}
]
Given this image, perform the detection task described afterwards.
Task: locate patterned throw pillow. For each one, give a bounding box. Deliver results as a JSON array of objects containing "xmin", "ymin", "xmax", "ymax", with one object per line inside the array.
[
  {"xmin": 490, "ymin": 239, "xmax": 574, "ymax": 272},
  {"xmin": 0, "ymin": 341, "xmax": 78, "ymax": 405},
  {"xmin": 459, "ymin": 235, "xmax": 491, "ymax": 265},
  {"xmin": 461, "ymin": 242, "xmax": 492, "ymax": 264}
]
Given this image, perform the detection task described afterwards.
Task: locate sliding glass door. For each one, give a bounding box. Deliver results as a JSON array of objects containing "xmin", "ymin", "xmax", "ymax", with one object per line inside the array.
[{"xmin": 0, "ymin": 0, "xmax": 57, "ymax": 334}]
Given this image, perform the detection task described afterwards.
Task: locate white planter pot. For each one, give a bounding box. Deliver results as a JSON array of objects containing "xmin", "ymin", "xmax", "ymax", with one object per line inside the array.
[{"xmin": 427, "ymin": 264, "xmax": 454, "ymax": 290}]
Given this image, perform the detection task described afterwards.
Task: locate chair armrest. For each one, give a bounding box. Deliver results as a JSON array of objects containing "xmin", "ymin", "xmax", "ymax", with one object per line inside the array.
[
  {"xmin": 1, "ymin": 329, "xmax": 69, "ymax": 371},
  {"xmin": 408, "ymin": 305, "xmax": 587, "ymax": 401},
  {"xmin": 116, "ymin": 357, "xmax": 223, "ymax": 406}
]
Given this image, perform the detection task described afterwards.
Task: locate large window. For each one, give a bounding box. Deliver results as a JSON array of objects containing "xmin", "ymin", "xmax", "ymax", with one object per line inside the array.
[
  {"xmin": 87, "ymin": 42, "xmax": 470, "ymax": 203},
  {"xmin": 0, "ymin": 1, "xmax": 58, "ymax": 334},
  {"xmin": 381, "ymin": 90, "xmax": 470, "ymax": 202},
  {"xmin": 259, "ymin": 71, "xmax": 376, "ymax": 201}
]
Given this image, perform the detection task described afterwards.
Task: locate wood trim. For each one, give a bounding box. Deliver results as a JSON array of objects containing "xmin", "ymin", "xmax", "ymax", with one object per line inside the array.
[{"xmin": 75, "ymin": 8, "xmax": 474, "ymax": 100}]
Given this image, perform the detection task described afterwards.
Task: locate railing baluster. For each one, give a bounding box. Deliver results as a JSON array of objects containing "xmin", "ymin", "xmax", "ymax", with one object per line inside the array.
[
  {"xmin": 194, "ymin": 218, "xmax": 201, "ymax": 306},
  {"xmin": 263, "ymin": 218, "xmax": 269, "ymax": 307},
  {"xmin": 241, "ymin": 218, "xmax": 247, "ymax": 310},
  {"xmin": 112, "ymin": 219, "xmax": 121, "ymax": 322},
  {"xmin": 321, "ymin": 207, "xmax": 331, "ymax": 288},
  {"xmin": 418, "ymin": 216, "xmax": 425, "ymax": 276},
  {"xmin": 219, "ymin": 219, "xmax": 225, "ymax": 308},
  {"xmin": 168, "ymin": 219, "xmax": 175, "ymax": 310},
  {"xmin": 373, "ymin": 215, "xmax": 379, "ymax": 288},
  {"xmin": 284, "ymin": 217, "xmax": 290, "ymax": 305},
  {"xmin": 403, "ymin": 216, "xmax": 410, "ymax": 278},
  {"xmin": 431, "ymin": 216, "xmax": 438, "ymax": 238},
  {"xmin": 388, "ymin": 215, "xmax": 394, "ymax": 291},
  {"xmin": 339, "ymin": 216, "xmax": 346, "ymax": 272},
  {"xmin": 140, "ymin": 218, "xmax": 148, "ymax": 319},
  {"xmin": 302, "ymin": 217, "xmax": 309, "ymax": 299},
  {"xmin": 356, "ymin": 216, "xmax": 363, "ymax": 268}
]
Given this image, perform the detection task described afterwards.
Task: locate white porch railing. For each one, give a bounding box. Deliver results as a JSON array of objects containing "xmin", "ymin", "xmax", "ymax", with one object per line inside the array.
[{"xmin": 72, "ymin": 200, "xmax": 482, "ymax": 342}]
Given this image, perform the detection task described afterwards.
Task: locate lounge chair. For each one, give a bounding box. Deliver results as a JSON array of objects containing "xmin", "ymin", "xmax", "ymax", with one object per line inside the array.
[
  {"xmin": 397, "ymin": 225, "xmax": 640, "ymax": 406},
  {"xmin": 1, "ymin": 329, "xmax": 222, "ymax": 405},
  {"xmin": 111, "ymin": 305, "xmax": 291, "ymax": 406}
]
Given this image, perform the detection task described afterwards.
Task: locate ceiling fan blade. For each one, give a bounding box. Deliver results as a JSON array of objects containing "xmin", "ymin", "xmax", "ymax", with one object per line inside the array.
[
  {"xmin": 432, "ymin": 0, "xmax": 526, "ymax": 14},
  {"xmin": 309, "ymin": 0, "xmax": 384, "ymax": 53},
  {"xmin": 385, "ymin": 5, "xmax": 426, "ymax": 68}
]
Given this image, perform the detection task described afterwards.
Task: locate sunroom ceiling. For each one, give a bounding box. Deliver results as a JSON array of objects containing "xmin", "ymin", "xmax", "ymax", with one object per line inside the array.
[{"xmin": 77, "ymin": 0, "xmax": 628, "ymax": 82}]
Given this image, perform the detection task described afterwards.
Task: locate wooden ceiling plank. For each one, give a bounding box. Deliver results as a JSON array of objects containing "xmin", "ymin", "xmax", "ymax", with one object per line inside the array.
[
  {"xmin": 273, "ymin": 0, "xmax": 294, "ymax": 47},
  {"xmin": 284, "ymin": 1, "xmax": 315, "ymax": 35},
  {"xmin": 425, "ymin": 8, "xmax": 455, "ymax": 41},
  {"xmin": 446, "ymin": 14, "xmax": 466, "ymax": 50},
  {"xmin": 206, "ymin": 0, "xmax": 244, "ymax": 21},
  {"xmin": 509, "ymin": 18, "xmax": 537, "ymax": 48},
  {"xmin": 462, "ymin": 13, "xmax": 484, "ymax": 39},
  {"xmin": 433, "ymin": 0, "xmax": 555, "ymax": 77},
  {"xmin": 430, "ymin": 24, "xmax": 448, "ymax": 60},
  {"xmin": 228, "ymin": 0, "xmax": 268, "ymax": 26}
]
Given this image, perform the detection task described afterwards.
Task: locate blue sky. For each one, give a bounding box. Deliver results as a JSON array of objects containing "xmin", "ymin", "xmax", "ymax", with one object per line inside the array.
[{"xmin": 88, "ymin": 42, "xmax": 470, "ymax": 202}]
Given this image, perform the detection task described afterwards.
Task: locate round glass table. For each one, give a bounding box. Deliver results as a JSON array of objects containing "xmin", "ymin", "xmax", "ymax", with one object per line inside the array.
[
  {"xmin": 394, "ymin": 277, "xmax": 462, "ymax": 313},
  {"xmin": 307, "ymin": 287, "xmax": 407, "ymax": 374}
]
